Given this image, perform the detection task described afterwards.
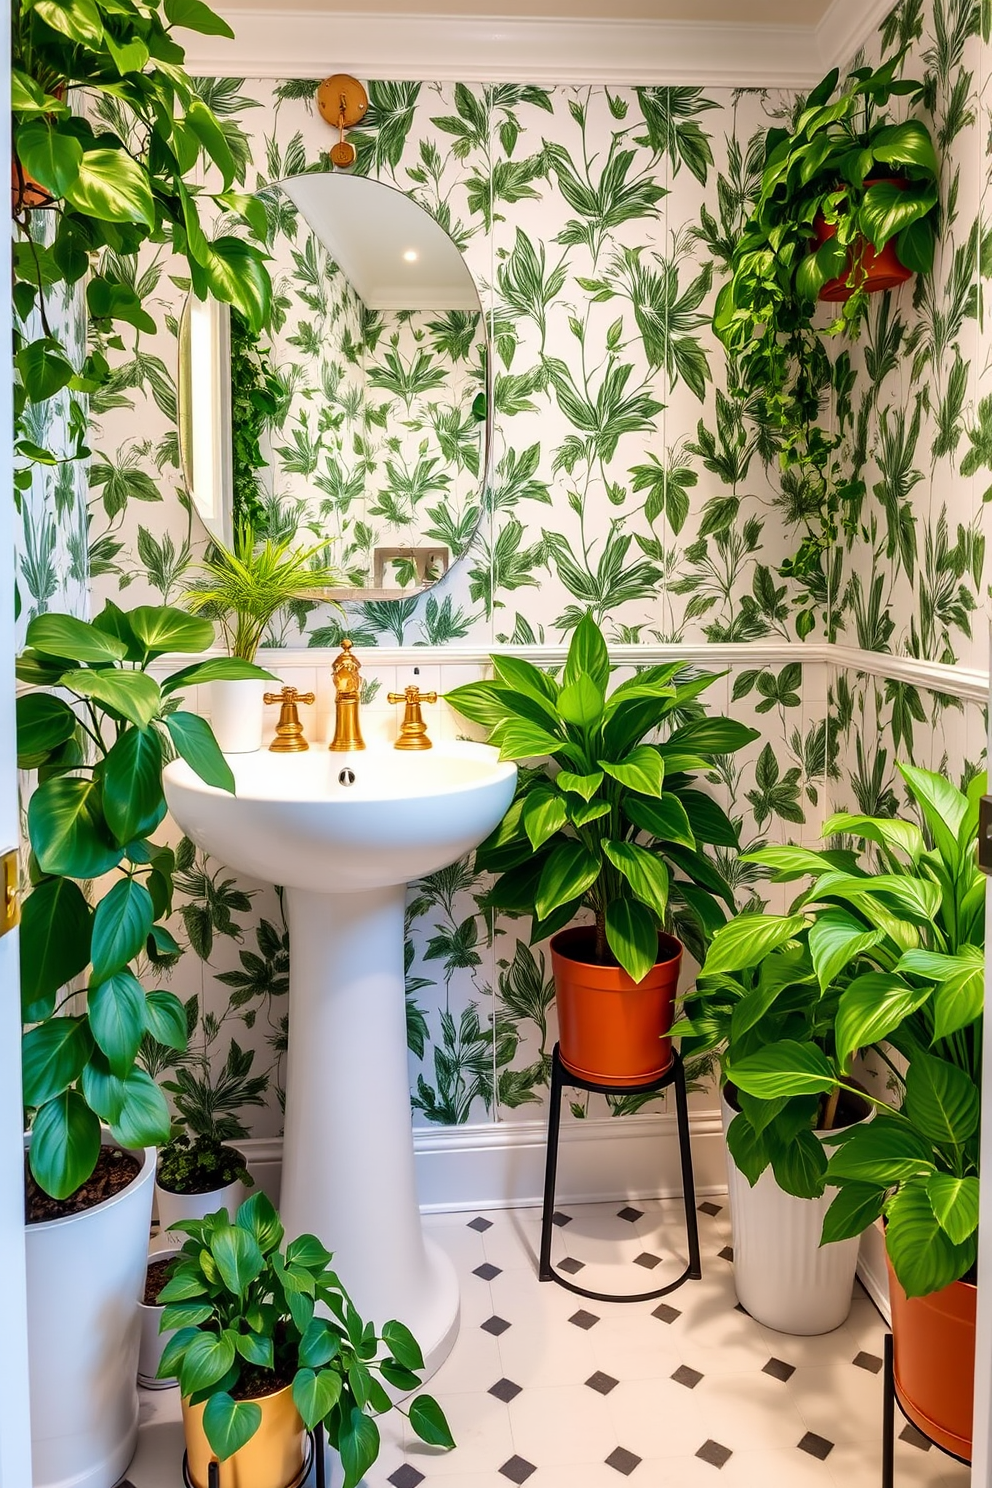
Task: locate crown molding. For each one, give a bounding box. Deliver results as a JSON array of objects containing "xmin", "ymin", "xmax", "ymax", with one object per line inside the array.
[
  {"xmin": 184, "ymin": 10, "xmax": 824, "ymax": 86},
  {"xmin": 814, "ymin": 0, "xmax": 893, "ymax": 70}
]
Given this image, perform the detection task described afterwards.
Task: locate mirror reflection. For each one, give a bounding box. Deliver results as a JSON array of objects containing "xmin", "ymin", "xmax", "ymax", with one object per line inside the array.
[{"xmin": 179, "ymin": 172, "xmax": 489, "ymax": 599}]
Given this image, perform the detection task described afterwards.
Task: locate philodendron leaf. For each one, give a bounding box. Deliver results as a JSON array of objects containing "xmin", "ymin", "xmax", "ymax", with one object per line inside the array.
[
  {"xmin": 202, "ymin": 1394, "xmax": 262, "ymax": 1463},
  {"xmin": 904, "ymin": 1051, "xmax": 980, "ymax": 1148},
  {"xmin": 103, "ymin": 726, "xmax": 165, "ymax": 845},
  {"xmin": 702, "ymin": 913, "xmax": 808, "ymax": 978},
  {"xmin": 600, "ymin": 745, "xmax": 664, "ymax": 797},
  {"xmin": 176, "ymin": 1329, "xmax": 237, "ymax": 1395},
  {"xmin": 603, "ymin": 840, "xmax": 669, "ymax": 919},
  {"xmin": 29, "ymin": 1090, "xmax": 102, "ymax": 1200},
  {"xmin": 236, "ymin": 1190, "xmax": 284, "ymax": 1255},
  {"xmin": 90, "ymin": 877, "xmax": 154, "ymax": 982},
  {"xmin": 28, "ymin": 776, "xmax": 123, "ymax": 880},
  {"xmin": 820, "ymin": 1183, "xmax": 886, "ymax": 1246},
  {"xmin": 727, "ymin": 1041, "xmax": 835, "ymax": 1100},
  {"xmin": 807, "ymin": 909, "xmax": 881, "ymax": 993},
  {"xmin": 535, "ymin": 840, "xmax": 601, "ymax": 921},
  {"xmin": 926, "ymin": 1173, "xmax": 980, "ymax": 1246},
  {"xmin": 16, "ymin": 692, "xmax": 76, "ymax": 765},
  {"xmin": 164, "ymin": 711, "xmax": 236, "ymax": 792},
  {"xmin": 20, "ymin": 877, "xmax": 92, "ymax": 1018},
  {"xmin": 885, "ymin": 1179, "xmax": 976, "ymax": 1298},
  {"xmin": 26, "ymin": 613, "xmax": 127, "ymax": 664},
  {"xmin": 826, "ymin": 1115, "xmax": 934, "ymax": 1186},
  {"xmin": 110, "ymin": 1068, "xmax": 171, "ymax": 1147},
  {"xmin": 66, "ymin": 147, "xmax": 156, "ymax": 228},
  {"xmin": 725, "ymin": 1111, "xmax": 770, "ymax": 1186},
  {"xmin": 381, "ymin": 1319, "xmax": 425, "ymax": 1372},
  {"xmin": 22, "ymin": 1017, "xmax": 94, "ymax": 1107},
  {"xmin": 62, "ymin": 669, "xmax": 162, "ymax": 731},
  {"xmin": 563, "ymin": 611, "xmax": 610, "ymax": 693},
  {"xmin": 88, "ymin": 971, "xmax": 146, "ymax": 1076},
  {"xmin": 338, "ymin": 1406, "xmax": 380, "ymax": 1488},
  {"xmin": 523, "ymin": 790, "xmax": 568, "ymax": 851},
  {"xmin": 128, "ymin": 606, "xmax": 215, "ymax": 658},
  {"xmin": 211, "ymin": 1224, "xmax": 265, "ymax": 1295},
  {"xmin": 292, "ymin": 1366, "xmax": 343, "ymax": 1430},
  {"xmin": 161, "ymin": 657, "xmax": 277, "ymax": 696},
  {"xmin": 143, "ymin": 990, "xmax": 188, "ymax": 1051},
  {"xmin": 556, "ymin": 769, "xmax": 603, "ymax": 802},
  {"xmin": 409, "ymin": 1394, "xmax": 456, "ymax": 1448},
  {"xmin": 234, "ymin": 1331, "xmax": 274, "ymax": 1368},
  {"xmin": 604, "ymin": 897, "xmax": 660, "ymax": 983},
  {"xmin": 834, "ymin": 973, "xmax": 931, "ymax": 1071}
]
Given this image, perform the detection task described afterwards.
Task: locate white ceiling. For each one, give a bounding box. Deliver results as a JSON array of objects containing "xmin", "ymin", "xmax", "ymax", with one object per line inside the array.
[{"xmin": 277, "ymin": 174, "xmax": 480, "ymax": 310}]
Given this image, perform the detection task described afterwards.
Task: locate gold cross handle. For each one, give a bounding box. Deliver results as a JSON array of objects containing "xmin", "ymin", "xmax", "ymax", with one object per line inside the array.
[
  {"xmin": 386, "ymin": 686, "xmax": 438, "ymax": 750},
  {"xmin": 264, "ymin": 686, "xmax": 315, "ymax": 753}
]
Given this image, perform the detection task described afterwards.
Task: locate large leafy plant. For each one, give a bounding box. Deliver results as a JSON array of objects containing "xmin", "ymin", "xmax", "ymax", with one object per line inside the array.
[
  {"xmin": 446, "ymin": 613, "xmax": 756, "ymax": 979},
  {"xmin": 12, "ymin": 0, "xmax": 272, "ymax": 476},
  {"xmin": 160, "ymin": 1192, "xmax": 454, "ymax": 1485},
  {"xmin": 713, "ymin": 57, "xmax": 940, "ymax": 624},
  {"xmin": 719, "ymin": 764, "xmax": 983, "ymax": 1298},
  {"xmin": 18, "ymin": 603, "xmax": 273, "ymax": 1199}
]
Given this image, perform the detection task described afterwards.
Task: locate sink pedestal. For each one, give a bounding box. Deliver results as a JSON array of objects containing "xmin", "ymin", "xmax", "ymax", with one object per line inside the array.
[{"xmin": 280, "ymin": 885, "xmax": 460, "ymax": 1377}]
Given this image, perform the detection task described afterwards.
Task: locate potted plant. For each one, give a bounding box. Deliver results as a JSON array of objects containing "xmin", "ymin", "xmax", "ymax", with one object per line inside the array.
[
  {"xmin": 713, "ymin": 57, "xmax": 940, "ymax": 629},
  {"xmin": 161, "ymin": 1191, "xmax": 454, "ymax": 1488},
  {"xmin": 726, "ymin": 764, "xmax": 982, "ymax": 1459},
  {"xmin": 138, "ymin": 1249, "xmax": 179, "ymax": 1389},
  {"xmin": 18, "ymin": 601, "xmax": 273, "ymax": 1488},
  {"xmin": 678, "ymin": 898, "xmax": 873, "ymax": 1333},
  {"xmin": 184, "ymin": 522, "xmax": 342, "ymax": 751},
  {"xmin": 445, "ymin": 612, "xmax": 756, "ymax": 1085},
  {"xmin": 155, "ymin": 1131, "xmax": 254, "ymax": 1245},
  {"xmin": 11, "ymin": 0, "xmax": 272, "ymax": 485}
]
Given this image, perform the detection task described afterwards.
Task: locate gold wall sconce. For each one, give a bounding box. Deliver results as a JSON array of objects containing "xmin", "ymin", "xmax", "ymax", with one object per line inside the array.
[{"xmin": 316, "ymin": 74, "xmax": 369, "ymax": 168}]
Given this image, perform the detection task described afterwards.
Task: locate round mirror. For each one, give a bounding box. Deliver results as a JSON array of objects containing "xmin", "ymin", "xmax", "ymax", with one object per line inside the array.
[{"xmin": 178, "ymin": 172, "xmax": 490, "ymax": 599}]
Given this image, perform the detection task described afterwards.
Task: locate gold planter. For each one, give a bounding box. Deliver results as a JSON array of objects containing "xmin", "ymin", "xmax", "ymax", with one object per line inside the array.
[{"xmin": 182, "ymin": 1382, "xmax": 306, "ymax": 1488}]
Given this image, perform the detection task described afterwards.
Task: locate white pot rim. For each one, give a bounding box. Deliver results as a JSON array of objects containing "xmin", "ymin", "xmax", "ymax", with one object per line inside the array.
[
  {"xmin": 139, "ymin": 1247, "xmax": 180, "ymax": 1313},
  {"xmin": 24, "ymin": 1138, "xmax": 155, "ymax": 1234}
]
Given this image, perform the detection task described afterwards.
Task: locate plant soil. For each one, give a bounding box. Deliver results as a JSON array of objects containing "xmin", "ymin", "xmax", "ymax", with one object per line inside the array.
[
  {"xmin": 25, "ymin": 1145, "xmax": 141, "ymax": 1224},
  {"xmin": 143, "ymin": 1256, "xmax": 177, "ymax": 1306},
  {"xmin": 231, "ymin": 1365, "xmax": 293, "ymax": 1401}
]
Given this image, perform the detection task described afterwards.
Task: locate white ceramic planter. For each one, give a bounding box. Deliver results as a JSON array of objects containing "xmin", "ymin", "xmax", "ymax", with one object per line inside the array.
[
  {"xmin": 26, "ymin": 1138, "xmax": 155, "ymax": 1488},
  {"xmin": 155, "ymin": 1174, "xmax": 249, "ymax": 1247},
  {"xmin": 721, "ymin": 1094, "xmax": 863, "ymax": 1335},
  {"xmin": 210, "ymin": 678, "xmax": 267, "ymax": 753},
  {"xmin": 138, "ymin": 1248, "xmax": 180, "ymax": 1389}
]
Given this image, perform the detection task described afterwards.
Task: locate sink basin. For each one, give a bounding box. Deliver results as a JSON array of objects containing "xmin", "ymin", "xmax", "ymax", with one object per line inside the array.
[
  {"xmin": 164, "ymin": 741, "xmax": 515, "ymax": 892},
  {"xmin": 163, "ymin": 741, "xmax": 516, "ymax": 1376}
]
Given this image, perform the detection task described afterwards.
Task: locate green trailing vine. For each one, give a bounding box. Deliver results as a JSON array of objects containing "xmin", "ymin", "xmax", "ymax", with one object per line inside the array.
[{"xmin": 230, "ymin": 309, "xmax": 281, "ymax": 534}]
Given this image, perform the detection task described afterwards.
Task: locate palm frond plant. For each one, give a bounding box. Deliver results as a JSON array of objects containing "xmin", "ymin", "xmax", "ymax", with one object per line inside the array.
[
  {"xmin": 184, "ymin": 522, "xmax": 343, "ymax": 663},
  {"xmin": 713, "ymin": 57, "xmax": 940, "ymax": 627},
  {"xmin": 162, "ymin": 1192, "xmax": 454, "ymax": 1488}
]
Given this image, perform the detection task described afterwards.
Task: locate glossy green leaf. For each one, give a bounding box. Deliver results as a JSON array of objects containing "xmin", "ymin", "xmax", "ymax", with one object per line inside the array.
[
  {"xmin": 292, "ymin": 1366, "xmax": 342, "ymax": 1429},
  {"xmin": 523, "ymin": 791, "xmax": 568, "ymax": 851},
  {"xmin": 808, "ymin": 910, "xmax": 881, "ymax": 993},
  {"xmin": 558, "ymin": 675, "xmax": 605, "ymax": 729},
  {"xmin": 822, "ymin": 812, "xmax": 924, "ymax": 863},
  {"xmin": 835, "ymin": 973, "xmax": 931, "ymax": 1071},
  {"xmin": 904, "ymin": 1052, "xmax": 979, "ymax": 1147},
  {"xmin": 21, "ymin": 876, "xmax": 92, "ymax": 1017},
  {"xmin": 22, "ymin": 1017, "xmax": 93, "ymax": 1107},
  {"xmin": 164, "ymin": 712, "xmax": 236, "ymax": 792},
  {"xmin": 535, "ymin": 840, "xmax": 601, "ymax": 921},
  {"xmin": 885, "ymin": 1180, "xmax": 975, "ymax": 1297},
  {"xmin": 143, "ymin": 990, "xmax": 188, "ymax": 1051},
  {"xmin": 381, "ymin": 1319, "xmax": 425, "ymax": 1371},
  {"xmin": 490, "ymin": 717, "xmax": 562, "ymax": 762},
  {"xmin": 185, "ymin": 98, "xmax": 236, "ymax": 188},
  {"xmin": 820, "ymin": 1183, "xmax": 886, "ymax": 1245},
  {"xmin": 65, "ymin": 148, "xmax": 156, "ymax": 228},
  {"xmin": 666, "ymin": 717, "xmax": 758, "ymax": 754},
  {"xmin": 28, "ymin": 776, "xmax": 122, "ymax": 879},
  {"xmin": 826, "ymin": 1116, "xmax": 934, "ymax": 1186},
  {"xmin": 600, "ymin": 745, "xmax": 664, "ymax": 796},
  {"xmin": 298, "ymin": 1318, "xmax": 340, "ymax": 1369},
  {"xmin": 29, "ymin": 1090, "xmax": 102, "ymax": 1200},
  {"xmin": 80, "ymin": 1051, "xmax": 126, "ymax": 1125},
  {"xmin": 88, "ymin": 971, "xmax": 146, "ymax": 1076},
  {"xmin": 27, "ymin": 613, "xmax": 128, "ymax": 665},
  {"xmin": 61, "ymin": 669, "xmax": 161, "ymax": 730},
  {"xmin": 103, "ymin": 727, "xmax": 164, "ymax": 845},
  {"xmin": 725, "ymin": 1110, "xmax": 770, "ymax": 1185},
  {"xmin": 702, "ymin": 913, "xmax": 807, "ymax": 978},
  {"xmin": 174, "ymin": 1329, "xmax": 237, "ymax": 1395},
  {"xmin": 91, "ymin": 878, "xmax": 154, "ymax": 982},
  {"xmin": 203, "ymin": 237, "xmax": 271, "ymax": 335},
  {"xmin": 604, "ymin": 897, "xmax": 660, "ymax": 983},
  {"xmin": 409, "ymin": 1394, "xmax": 456, "ymax": 1448},
  {"xmin": 926, "ymin": 1173, "xmax": 980, "ymax": 1245},
  {"xmin": 727, "ymin": 1041, "xmax": 835, "ymax": 1099},
  {"xmin": 338, "ymin": 1406, "xmax": 380, "ymax": 1488},
  {"xmin": 128, "ymin": 606, "xmax": 215, "ymax": 658},
  {"xmin": 34, "ymin": 0, "xmax": 103, "ymax": 45},
  {"xmin": 770, "ymin": 1130, "xmax": 827, "ymax": 1199},
  {"xmin": 110, "ymin": 1068, "xmax": 172, "ymax": 1147},
  {"xmin": 164, "ymin": 0, "xmax": 236, "ymax": 37},
  {"xmin": 285, "ymin": 1233, "xmax": 334, "ymax": 1270},
  {"xmin": 236, "ymin": 1190, "xmax": 285, "ymax": 1254},
  {"xmin": 603, "ymin": 840, "xmax": 669, "ymax": 918},
  {"xmin": 556, "ymin": 769, "xmax": 603, "ymax": 801},
  {"xmin": 201, "ymin": 1393, "xmax": 261, "ymax": 1461},
  {"xmin": 234, "ymin": 1331, "xmax": 274, "ymax": 1368},
  {"xmin": 624, "ymin": 793, "xmax": 695, "ymax": 847},
  {"xmin": 161, "ymin": 657, "xmax": 276, "ymax": 696},
  {"xmin": 212, "ymin": 1223, "xmax": 265, "ymax": 1294},
  {"xmin": 563, "ymin": 611, "xmax": 610, "ymax": 693},
  {"xmin": 17, "ymin": 692, "xmax": 77, "ymax": 765}
]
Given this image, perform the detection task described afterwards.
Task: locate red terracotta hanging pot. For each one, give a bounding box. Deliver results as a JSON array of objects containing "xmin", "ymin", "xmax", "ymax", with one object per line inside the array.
[
  {"xmin": 550, "ymin": 926, "xmax": 682, "ymax": 1086},
  {"xmin": 812, "ymin": 178, "xmax": 913, "ymax": 302},
  {"xmin": 886, "ymin": 1251, "xmax": 976, "ymax": 1462}
]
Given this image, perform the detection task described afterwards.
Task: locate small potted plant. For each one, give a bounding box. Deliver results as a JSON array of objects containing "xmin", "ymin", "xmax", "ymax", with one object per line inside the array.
[
  {"xmin": 184, "ymin": 521, "xmax": 342, "ymax": 752},
  {"xmin": 727, "ymin": 764, "xmax": 982, "ymax": 1459},
  {"xmin": 155, "ymin": 1131, "xmax": 254, "ymax": 1246},
  {"xmin": 17, "ymin": 602, "xmax": 272, "ymax": 1488},
  {"xmin": 138, "ymin": 1250, "xmax": 179, "ymax": 1389},
  {"xmin": 446, "ymin": 612, "xmax": 755, "ymax": 1085},
  {"xmin": 160, "ymin": 1191, "xmax": 454, "ymax": 1488},
  {"xmin": 713, "ymin": 56, "xmax": 940, "ymax": 624}
]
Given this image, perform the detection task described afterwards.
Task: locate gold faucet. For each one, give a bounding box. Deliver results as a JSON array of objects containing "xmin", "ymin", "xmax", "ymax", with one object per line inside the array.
[
  {"xmin": 387, "ymin": 685, "xmax": 437, "ymax": 750},
  {"xmin": 329, "ymin": 639, "xmax": 365, "ymax": 751},
  {"xmin": 265, "ymin": 686, "xmax": 315, "ymax": 752}
]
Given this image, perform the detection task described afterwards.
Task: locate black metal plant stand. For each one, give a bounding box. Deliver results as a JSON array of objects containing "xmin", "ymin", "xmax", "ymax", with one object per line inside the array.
[
  {"xmin": 539, "ymin": 1042, "xmax": 702, "ymax": 1302},
  {"xmin": 881, "ymin": 1332, "xmax": 971, "ymax": 1486}
]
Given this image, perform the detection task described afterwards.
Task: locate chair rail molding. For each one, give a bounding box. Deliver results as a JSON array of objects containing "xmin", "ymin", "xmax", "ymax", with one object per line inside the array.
[{"xmin": 182, "ymin": 5, "xmax": 887, "ymax": 88}]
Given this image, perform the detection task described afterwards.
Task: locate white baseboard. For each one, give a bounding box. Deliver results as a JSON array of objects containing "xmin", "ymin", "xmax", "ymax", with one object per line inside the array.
[
  {"xmin": 241, "ymin": 1109, "xmax": 729, "ymax": 1216},
  {"xmin": 856, "ymin": 1219, "xmax": 891, "ymax": 1324}
]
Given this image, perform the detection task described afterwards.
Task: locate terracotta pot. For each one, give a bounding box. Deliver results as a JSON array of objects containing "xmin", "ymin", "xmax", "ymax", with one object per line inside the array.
[
  {"xmin": 886, "ymin": 1251, "xmax": 976, "ymax": 1461},
  {"xmin": 11, "ymin": 85, "xmax": 65, "ymax": 213},
  {"xmin": 182, "ymin": 1380, "xmax": 306, "ymax": 1488},
  {"xmin": 812, "ymin": 178, "xmax": 913, "ymax": 301},
  {"xmin": 550, "ymin": 925, "xmax": 682, "ymax": 1086}
]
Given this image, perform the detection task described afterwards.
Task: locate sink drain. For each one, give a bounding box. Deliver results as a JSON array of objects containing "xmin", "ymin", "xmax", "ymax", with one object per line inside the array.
[{"xmin": 338, "ymin": 767, "xmax": 356, "ymax": 786}]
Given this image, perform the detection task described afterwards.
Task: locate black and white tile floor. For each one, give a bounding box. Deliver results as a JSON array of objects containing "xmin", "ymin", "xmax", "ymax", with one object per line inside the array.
[{"xmin": 126, "ymin": 1198, "xmax": 969, "ymax": 1488}]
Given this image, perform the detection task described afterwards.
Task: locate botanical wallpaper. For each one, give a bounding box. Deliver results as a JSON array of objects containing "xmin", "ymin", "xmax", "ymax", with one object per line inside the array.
[{"xmin": 19, "ymin": 0, "xmax": 989, "ymax": 1142}]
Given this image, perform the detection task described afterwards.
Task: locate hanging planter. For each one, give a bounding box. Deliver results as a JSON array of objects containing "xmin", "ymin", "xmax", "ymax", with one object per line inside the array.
[{"xmin": 812, "ymin": 178, "xmax": 913, "ymax": 301}]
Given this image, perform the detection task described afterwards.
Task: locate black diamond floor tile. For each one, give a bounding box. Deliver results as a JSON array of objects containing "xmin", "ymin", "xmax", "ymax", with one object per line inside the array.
[
  {"xmin": 899, "ymin": 1424, "xmax": 932, "ymax": 1452},
  {"xmin": 473, "ymin": 1262, "xmax": 502, "ymax": 1281},
  {"xmin": 468, "ymin": 1215, "xmax": 493, "ymax": 1232},
  {"xmin": 671, "ymin": 1364, "xmax": 703, "ymax": 1389},
  {"xmin": 698, "ymin": 1201, "xmax": 722, "ymax": 1217},
  {"xmin": 652, "ymin": 1302, "xmax": 681, "ymax": 1324},
  {"xmin": 585, "ymin": 1370, "xmax": 619, "ymax": 1395},
  {"xmin": 718, "ymin": 1245, "xmax": 734, "ymax": 1261},
  {"xmin": 388, "ymin": 1468, "xmax": 426, "ymax": 1488},
  {"xmin": 853, "ymin": 1350, "xmax": 884, "ymax": 1374},
  {"xmin": 633, "ymin": 1251, "xmax": 662, "ymax": 1269},
  {"xmin": 481, "ymin": 1315, "xmax": 511, "ymax": 1336},
  {"xmin": 733, "ymin": 1302, "xmax": 749, "ymax": 1314},
  {"xmin": 696, "ymin": 1440, "xmax": 733, "ymax": 1468},
  {"xmin": 617, "ymin": 1205, "xmax": 643, "ymax": 1223},
  {"xmin": 489, "ymin": 1377, "xmax": 523, "ymax": 1403},
  {"xmin": 569, "ymin": 1308, "xmax": 600, "ymax": 1329},
  {"xmin": 558, "ymin": 1256, "xmax": 585, "ymax": 1274},
  {"xmin": 798, "ymin": 1432, "xmax": 835, "ymax": 1460},
  {"xmin": 606, "ymin": 1445, "xmax": 642, "ymax": 1475},
  {"xmin": 552, "ymin": 1210, "xmax": 573, "ymax": 1227},
  {"xmin": 762, "ymin": 1357, "xmax": 796, "ymax": 1382},
  {"xmin": 500, "ymin": 1454, "xmax": 537, "ymax": 1483}
]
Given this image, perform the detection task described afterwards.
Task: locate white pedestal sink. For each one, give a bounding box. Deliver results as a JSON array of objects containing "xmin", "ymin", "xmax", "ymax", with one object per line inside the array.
[{"xmin": 164, "ymin": 742, "xmax": 516, "ymax": 1375}]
